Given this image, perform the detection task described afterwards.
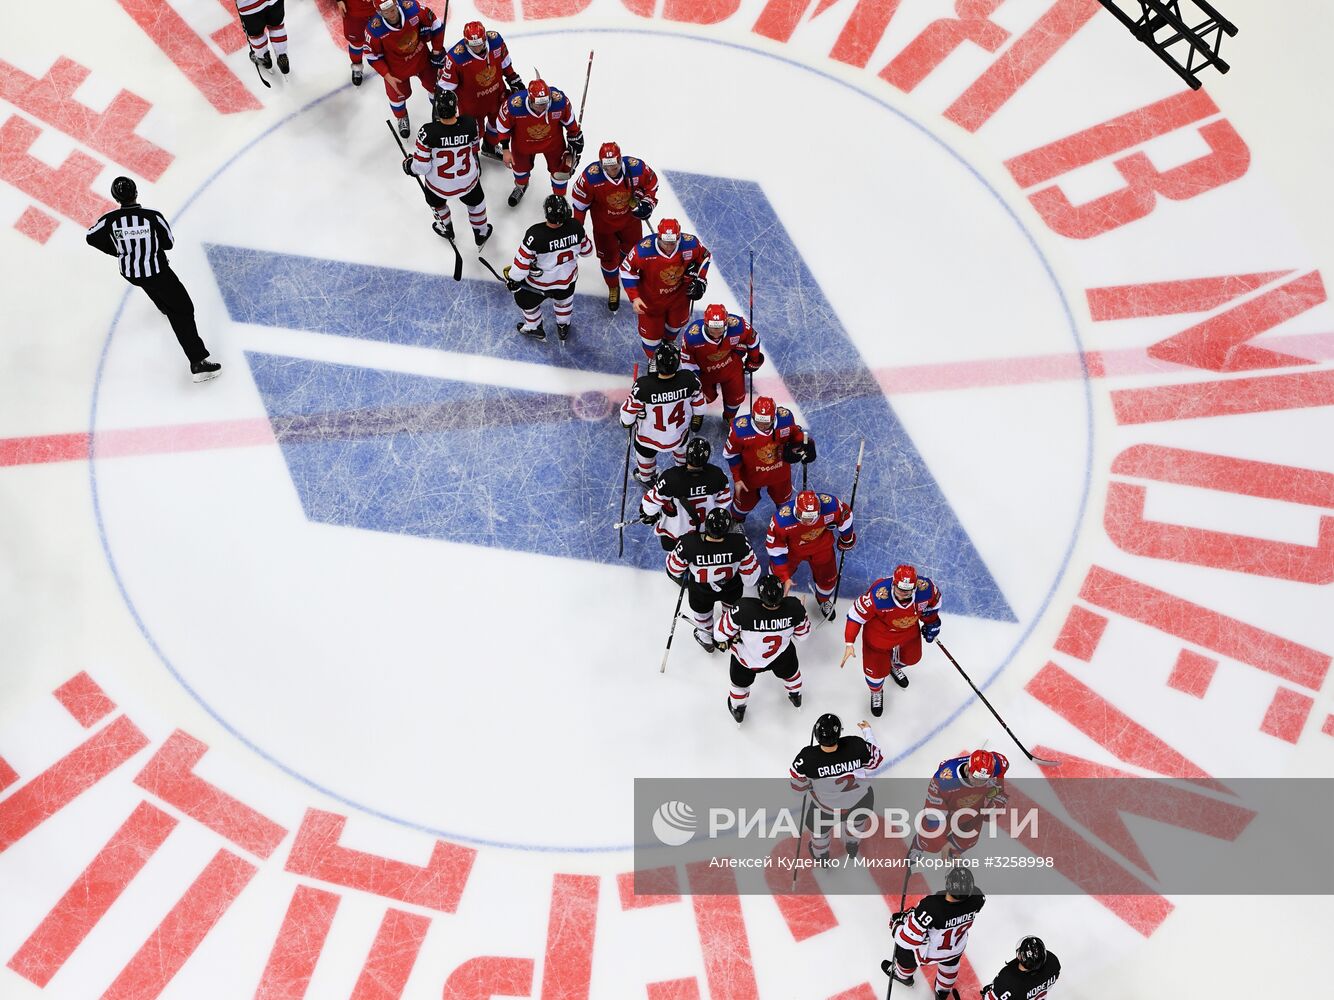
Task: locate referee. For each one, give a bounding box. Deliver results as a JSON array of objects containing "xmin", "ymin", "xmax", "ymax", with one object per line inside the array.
[{"xmin": 85, "ymin": 177, "xmax": 221, "ymax": 383}]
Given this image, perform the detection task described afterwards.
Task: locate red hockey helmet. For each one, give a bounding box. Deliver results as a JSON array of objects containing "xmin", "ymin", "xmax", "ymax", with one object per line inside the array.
[
  {"xmin": 892, "ymin": 564, "xmax": 917, "ymax": 604},
  {"xmin": 795, "ymin": 490, "xmax": 822, "ymax": 524},
  {"xmin": 656, "ymin": 217, "xmax": 681, "ymax": 248},
  {"xmin": 703, "ymin": 304, "xmax": 728, "ymax": 339},
  {"xmin": 599, "ymin": 141, "xmax": 621, "ymax": 164},
  {"xmin": 966, "ymin": 749, "xmax": 997, "ymax": 784},
  {"xmin": 527, "ymin": 78, "xmax": 550, "ymax": 111},
  {"xmin": 463, "ymin": 20, "xmax": 487, "ymax": 50},
  {"xmin": 750, "ymin": 395, "xmax": 775, "ymax": 430}
]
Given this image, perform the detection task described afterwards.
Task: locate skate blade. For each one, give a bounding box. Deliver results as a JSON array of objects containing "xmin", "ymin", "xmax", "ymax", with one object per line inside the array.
[{"xmin": 191, "ymin": 370, "xmax": 221, "ymax": 383}]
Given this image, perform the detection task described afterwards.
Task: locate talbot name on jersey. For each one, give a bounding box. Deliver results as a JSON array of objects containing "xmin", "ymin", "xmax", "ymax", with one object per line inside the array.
[{"xmin": 437, "ymin": 133, "xmax": 472, "ymax": 148}]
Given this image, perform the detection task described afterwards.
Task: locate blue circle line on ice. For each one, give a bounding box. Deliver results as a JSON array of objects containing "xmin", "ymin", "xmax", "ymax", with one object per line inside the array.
[{"xmin": 88, "ymin": 26, "xmax": 1093, "ymax": 854}]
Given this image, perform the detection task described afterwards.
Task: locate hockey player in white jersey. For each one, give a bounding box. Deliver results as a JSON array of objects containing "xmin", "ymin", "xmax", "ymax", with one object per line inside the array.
[
  {"xmin": 403, "ymin": 89, "xmax": 492, "ymax": 245},
  {"xmin": 882, "ymin": 865, "xmax": 986, "ymax": 999},
  {"xmin": 618, "ymin": 342, "xmax": 706, "ymax": 486},
  {"xmin": 504, "ymin": 194, "xmax": 592, "ymax": 342},
  {"xmin": 789, "ymin": 713, "xmax": 886, "ymax": 862},
  {"xmin": 639, "ymin": 437, "xmax": 732, "ymax": 550},
  {"xmin": 716, "ymin": 573, "xmax": 810, "ymax": 722}
]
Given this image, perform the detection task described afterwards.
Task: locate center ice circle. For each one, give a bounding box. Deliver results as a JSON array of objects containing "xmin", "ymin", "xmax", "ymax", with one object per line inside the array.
[{"xmin": 90, "ymin": 29, "xmax": 1090, "ymax": 851}]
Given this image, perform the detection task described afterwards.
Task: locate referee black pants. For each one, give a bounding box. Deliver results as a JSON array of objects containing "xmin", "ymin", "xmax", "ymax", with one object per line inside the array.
[{"xmin": 128, "ymin": 266, "xmax": 209, "ymax": 364}]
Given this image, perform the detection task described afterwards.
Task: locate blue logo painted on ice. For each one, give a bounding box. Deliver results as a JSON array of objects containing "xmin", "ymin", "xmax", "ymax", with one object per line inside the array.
[{"xmin": 206, "ymin": 170, "xmax": 1012, "ymax": 620}]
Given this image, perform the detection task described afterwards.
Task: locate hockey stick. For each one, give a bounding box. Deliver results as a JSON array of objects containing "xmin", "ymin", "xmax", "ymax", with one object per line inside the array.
[
  {"xmin": 881, "ymin": 861, "xmax": 915, "ymax": 1000},
  {"xmin": 747, "ymin": 249, "xmax": 755, "ymax": 413},
  {"xmin": 566, "ymin": 50, "xmax": 595, "ymax": 173},
  {"xmin": 790, "ymin": 721, "xmax": 818, "ymax": 889},
  {"xmin": 825, "ymin": 438, "xmax": 864, "ymax": 621},
  {"xmin": 936, "ymin": 641, "xmax": 1061, "ymax": 767},
  {"xmin": 477, "ymin": 255, "xmax": 509, "ymax": 284},
  {"xmin": 239, "ymin": 26, "xmax": 272, "ymax": 88},
  {"xmin": 659, "ymin": 575, "xmax": 687, "ymax": 673},
  {"xmin": 387, "ymin": 119, "xmax": 462, "ymax": 281},
  {"xmin": 618, "ymin": 363, "xmax": 640, "ymax": 558}
]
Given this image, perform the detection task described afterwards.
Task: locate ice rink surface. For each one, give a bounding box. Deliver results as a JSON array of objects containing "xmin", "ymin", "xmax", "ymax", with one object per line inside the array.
[{"xmin": 2, "ymin": 1, "xmax": 1332, "ymax": 998}]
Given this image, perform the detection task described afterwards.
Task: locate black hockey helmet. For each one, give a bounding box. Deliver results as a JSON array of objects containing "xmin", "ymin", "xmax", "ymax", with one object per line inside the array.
[
  {"xmin": 814, "ymin": 712, "xmax": 841, "ymax": 747},
  {"xmin": 685, "ymin": 437, "xmax": 711, "ymax": 468},
  {"xmin": 653, "ymin": 341, "xmax": 680, "ymax": 376},
  {"xmin": 543, "ymin": 194, "xmax": 571, "ymax": 225},
  {"xmin": 110, "ymin": 176, "xmax": 138, "ymax": 205},
  {"xmin": 944, "ymin": 865, "xmax": 975, "ymax": 898},
  {"xmin": 1016, "ymin": 936, "xmax": 1046, "ymax": 970},
  {"xmin": 433, "ymin": 88, "xmax": 459, "ymax": 120},
  {"xmin": 756, "ymin": 573, "xmax": 784, "ymax": 608},
  {"xmin": 703, "ymin": 507, "xmax": 731, "ymax": 539}
]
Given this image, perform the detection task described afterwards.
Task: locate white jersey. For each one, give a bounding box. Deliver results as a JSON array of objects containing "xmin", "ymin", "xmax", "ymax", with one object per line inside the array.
[
  {"xmin": 409, "ymin": 116, "xmax": 481, "ymax": 199},
  {"xmin": 511, "ymin": 219, "xmax": 591, "ymax": 290},
  {"xmin": 893, "ymin": 890, "xmax": 986, "ymax": 964},
  {"xmin": 619, "ymin": 370, "xmax": 706, "ymax": 450},
  {"xmin": 789, "ymin": 726, "xmax": 886, "ymax": 812},
  {"xmin": 715, "ymin": 596, "xmax": 810, "ymax": 670}
]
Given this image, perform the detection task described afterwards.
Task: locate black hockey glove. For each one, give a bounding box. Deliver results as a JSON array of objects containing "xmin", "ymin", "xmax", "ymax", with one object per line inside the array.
[
  {"xmin": 781, "ymin": 440, "xmax": 806, "ymax": 464},
  {"xmin": 567, "ymin": 133, "xmax": 585, "ymax": 160},
  {"xmin": 639, "ymin": 510, "xmax": 660, "ymax": 526},
  {"xmin": 631, "ymin": 198, "xmax": 655, "ymax": 221},
  {"xmin": 689, "ymin": 414, "xmax": 704, "ymax": 433},
  {"xmin": 502, "ymin": 264, "xmax": 524, "ymax": 293},
  {"xmin": 921, "ymin": 618, "xmax": 941, "ymax": 643},
  {"xmin": 401, "ymin": 155, "xmax": 416, "ymax": 176},
  {"xmin": 744, "ymin": 349, "xmax": 764, "ymax": 372},
  {"xmin": 505, "ymin": 72, "xmax": 524, "ymax": 93},
  {"xmin": 801, "ymin": 436, "xmax": 817, "ymax": 463},
  {"xmin": 687, "ymin": 277, "xmax": 707, "ymax": 301},
  {"xmin": 837, "ymin": 533, "xmax": 856, "ymax": 552}
]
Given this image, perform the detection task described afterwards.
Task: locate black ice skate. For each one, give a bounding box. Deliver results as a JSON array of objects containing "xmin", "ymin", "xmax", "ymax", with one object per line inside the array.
[
  {"xmin": 889, "ymin": 662, "xmax": 909, "ymax": 688},
  {"xmin": 788, "ymin": 691, "xmax": 802, "ymax": 709},
  {"xmin": 433, "ymin": 220, "xmax": 455, "ymax": 240},
  {"xmin": 693, "ymin": 630, "xmax": 716, "ymax": 654},
  {"xmin": 632, "ymin": 468, "xmax": 655, "ymax": 487},
  {"xmin": 480, "ymin": 141, "xmax": 503, "ymax": 161},
  {"xmin": 276, "ymin": 53, "xmax": 289, "ymax": 74},
  {"xmin": 818, "ymin": 598, "xmax": 836, "ymax": 619},
  {"xmin": 351, "ymin": 64, "xmax": 363, "ymax": 86},
  {"xmin": 507, "ymin": 184, "xmax": 527, "ymax": 207},
  {"xmin": 473, "ymin": 223, "xmax": 493, "ymax": 248},
  {"xmin": 880, "ymin": 961, "xmax": 913, "ymax": 987},
  {"xmin": 250, "ymin": 50, "xmax": 272, "ymax": 70},
  {"xmin": 809, "ymin": 845, "xmax": 834, "ymax": 867},
  {"xmin": 845, "ymin": 837, "xmax": 860, "ymax": 858},
  {"xmin": 556, "ymin": 323, "xmax": 571, "ymax": 342},
  {"xmin": 870, "ymin": 688, "xmax": 884, "ymax": 717},
  {"xmin": 516, "ymin": 320, "xmax": 546, "ymax": 342},
  {"xmin": 190, "ymin": 359, "xmax": 222, "ymax": 383},
  {"xmin": 607, "ymin": 284, "xmax": 620, "ymax": 312},
  {"xmin": 396, "ymin": 116, "xmax": 410, "ymax": 139},
  {"xmin": 727, "ymin": 698, "xmax": 745, "ymax": 724}
]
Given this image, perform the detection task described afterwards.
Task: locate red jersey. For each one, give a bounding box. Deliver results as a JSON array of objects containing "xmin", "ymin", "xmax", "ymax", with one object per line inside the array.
[
  {"xmin": 619, "ymin": 234, "xmax": 710, "ymax": 308},
  {"xmin": 765, "ymin": 493, "xmax": 853, "ymax": 580},
  {"xmin": 437, "ymin": 31, "xmax": 520, "ymax": 117},
  {"xmin": 844, "ymin": 576, "xmax": 942, "ymax": 648},
  {"xmin": 570, "ymin": 157, "xmax": 659, "ymax": 230},
  {"xmin": 680, "ymin": 312, "xmax": 758, "ymax": 379},
  {"xmin": 723, "ymin": 407, "xmax": 805, "ymax": 485},
  {"xmin": 495, "ymin": 87, "xmax": 580, "ymax": 155},
  {"xmin": 922, "ymin": 753, "xmax": 1008, "ymax": 818},
  {"xmin": 363, "ymin": 0, "xmax": 441, "ymax": 76},
  {"xmin": 342, "ymin": 0, "xmax": 375, "ymax": 17}
]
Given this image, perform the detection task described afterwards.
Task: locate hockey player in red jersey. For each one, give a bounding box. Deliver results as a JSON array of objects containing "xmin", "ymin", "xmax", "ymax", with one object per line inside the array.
[
  {"xmin": 840, "ymin": 564, "xmax": 941, "ymax": 717},
  {"xmin": 236, "ymin": 0, "xmax": 290, "ymax": 74},
  {"xmin": 680, "ymin": 304, "xmax": 763, "ymax": 425},
  {"xmin": 907, "ymin": 749, "xmax": 1009, "ymax": 863},
  {"xmin": 766, "ymin": 490, "xmax": 855, "ymax": 618},
  {"xmin": 495, "ymin": 78, "xmax": 583, "ymax": 206},
  {"xmin": 883, "ymin": 866, "xmax": 986, "ymax": 999},
  {"xmin": 436, "ymin": 20, "xmax": 523, "ymax": 158},
  {"xmin": 570, "ymin": 142, "xmax": 658, "ymax": 312},
  {"xmin": 364, "ymin": 0, "xmax": 443, "ymax": 138},
  {"xmin": 724, "ymin": 396, "xmax": 813, "ymax": 522},
  {"xmin": 619, "ymin": 343, "xmax": 706, "ymax": 485},
  {"xmin": 619, "ymin": 218, "xmax": 711, "ymax": 358},
  {"xmin": 334, "ymin": 0, "xmax": 374, "ymax": 84}
]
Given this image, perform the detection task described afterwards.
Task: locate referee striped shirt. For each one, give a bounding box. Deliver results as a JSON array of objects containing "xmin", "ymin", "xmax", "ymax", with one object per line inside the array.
[{"xmin": 85, "ymin": 204, "xmax": 174, "ymax": 279}]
